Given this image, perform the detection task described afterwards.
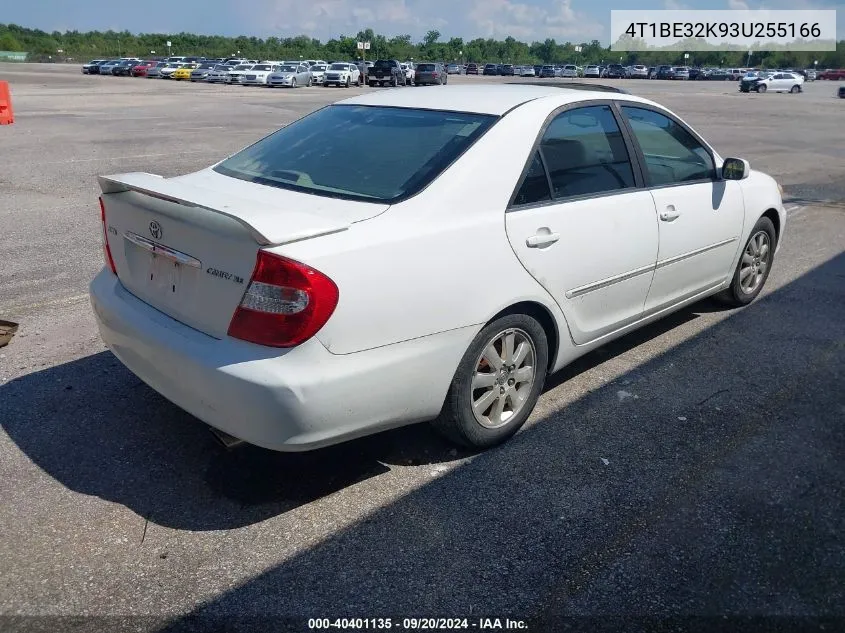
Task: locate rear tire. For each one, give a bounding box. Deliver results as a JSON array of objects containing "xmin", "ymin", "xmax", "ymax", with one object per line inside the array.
[
  {"xmin": 432, "ymin": 313, "xmax": 548, "ymax": 450},
  {"xmin": 717, "ymin": 216, "xmax": 777, "ymax": 307}
]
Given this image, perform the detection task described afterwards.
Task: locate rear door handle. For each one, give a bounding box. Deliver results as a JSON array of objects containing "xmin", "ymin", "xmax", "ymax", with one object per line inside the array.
[
  {"xmin": 659, "ymin": 205, "xmax": 680, "ymax": 222},
  {"xmin": 526, "ymin": 232, "xmax": 560, "ymax": 247}
]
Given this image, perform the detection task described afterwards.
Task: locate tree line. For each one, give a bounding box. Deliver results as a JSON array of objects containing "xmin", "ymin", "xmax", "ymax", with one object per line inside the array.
[{"xmin": 1, "ymin": 23, "xmax": 843, "ymax": 68}]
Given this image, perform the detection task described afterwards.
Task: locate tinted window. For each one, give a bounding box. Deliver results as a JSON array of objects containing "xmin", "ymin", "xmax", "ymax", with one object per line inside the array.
[
  {"xmin": 417, "ymin": 64, "xmax": 435, "ymax": 71},
  {"xmin": 374, "ymin": 60, "xmax": 393, "ymax": 68},
  {"xmin": 214, "ymin": 105, "xmax": 496, "ymax": 203},
  {"xmin": 537, "ymin": 105, "xmax": 635, "ymax": 200},
  {"xmin": 621, "ymin": 106, "xmax": 715, "ymax": 186},
  {"xmin": 513, "ymin": 152, "xmax": 551, "ymax": 206}
]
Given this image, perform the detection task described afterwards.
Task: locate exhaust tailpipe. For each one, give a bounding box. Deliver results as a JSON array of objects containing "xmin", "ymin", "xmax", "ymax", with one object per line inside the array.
[{"xmin": 208, "ymin": 426, "xmax": 246, "ymax": 450}]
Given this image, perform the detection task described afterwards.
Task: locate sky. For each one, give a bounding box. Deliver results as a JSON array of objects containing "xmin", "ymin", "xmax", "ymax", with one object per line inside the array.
[{"xmin": 5, "ymin": 0, "xmax": 842, "ymax": 44}]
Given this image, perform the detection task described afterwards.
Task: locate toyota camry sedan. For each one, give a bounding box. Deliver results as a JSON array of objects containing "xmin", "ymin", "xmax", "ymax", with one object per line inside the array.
[{"xmin": 90, "ymin": 85, "xmax": 785, "ymax": 452}]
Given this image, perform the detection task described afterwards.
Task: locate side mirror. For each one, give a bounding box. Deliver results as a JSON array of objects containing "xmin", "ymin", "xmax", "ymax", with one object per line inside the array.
[{"xmin": 722, "ymin": 157, "xmax": 750, "ymax": 180}]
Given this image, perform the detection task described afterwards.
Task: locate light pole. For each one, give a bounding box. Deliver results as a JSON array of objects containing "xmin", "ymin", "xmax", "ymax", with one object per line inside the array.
[{"xmin": 117, "ymin": 37, "xmax": 121, "ymax": 57}]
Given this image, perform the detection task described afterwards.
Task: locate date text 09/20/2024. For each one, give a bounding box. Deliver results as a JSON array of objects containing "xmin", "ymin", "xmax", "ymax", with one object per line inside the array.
[{"xmin": 307, "ymin": 618, "xmax": 528, "ymax": 630}]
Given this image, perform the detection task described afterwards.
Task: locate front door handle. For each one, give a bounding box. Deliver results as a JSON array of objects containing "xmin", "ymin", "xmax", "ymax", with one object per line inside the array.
[
  {"xmin": 659, "ymin": 205, "xmax": 680, "ymax": 222},
  {"xmin": 526, "ymin": 232, "xmax": 560, "ymax": 248}
]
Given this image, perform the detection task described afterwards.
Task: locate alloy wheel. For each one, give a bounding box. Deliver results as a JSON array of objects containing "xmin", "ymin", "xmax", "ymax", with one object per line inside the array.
[
  {"xmin": 740, "ymin": 230, "xmax": 770, "ymax": 294},
  {"xmin": 470, "ymin": 328, "xmax": 536, "ymax": 429}
]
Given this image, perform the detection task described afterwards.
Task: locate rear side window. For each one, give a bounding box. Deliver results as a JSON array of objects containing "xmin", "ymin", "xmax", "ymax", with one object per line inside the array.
[
  {"xmin": 214, "ymin": 105, "xmax": 497, "ymax": 203},
  {"xmin": 620, "ymin": 106, "xmax": 715, "ymax": 186},
  {"xmin": 514, "ymin": 105, "xmax": 635, "ymax": 204}
]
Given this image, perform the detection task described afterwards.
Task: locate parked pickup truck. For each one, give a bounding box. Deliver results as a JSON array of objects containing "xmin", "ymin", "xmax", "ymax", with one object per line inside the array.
[{"xmin": 368, "ymin": 59, "xmax": 407, "ymax": 87}]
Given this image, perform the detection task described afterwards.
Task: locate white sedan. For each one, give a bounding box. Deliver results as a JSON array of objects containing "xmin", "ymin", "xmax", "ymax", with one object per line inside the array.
[
  {"xmin": 241, "ymin": 63, "xmax": 281, "ymax": 86},
  {"xmin": 90, "ymin": 85, "xmax": 785, "ymax": 452},
  {"xmin": 754, "ymin": 72, "xmax": 805, "ymax": 93}
]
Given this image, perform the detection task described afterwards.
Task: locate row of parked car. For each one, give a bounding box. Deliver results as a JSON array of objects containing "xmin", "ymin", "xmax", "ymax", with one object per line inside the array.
[
  {"xmin": 83, "ymin": 56, "xmax": 365, "ymax": 87},
  {"xmin": 464, "ymin": 62, "xmax": 832, "ymax": 82},
  {"xmin": 81, "ymin": 56, "xmax": 459, "ymax": 88}
]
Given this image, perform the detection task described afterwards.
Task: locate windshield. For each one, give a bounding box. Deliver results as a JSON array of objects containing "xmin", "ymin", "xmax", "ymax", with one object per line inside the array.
[
  {"xmin": 417, "ymin": 64, "xmax": 435, "ymax": 71},
  {"xmin": 214, "ymin": 105, "xmax": 497, "ymax": 203},
  {"xmin": 233, "ymin": 65, "xmax": 252, "ymax": 71},
  {"xmin": 329, "ymin": 64, "xmax": 348, "ymax": 70},
  {"xmin": 252, "ymin": 65, "xmax": 272, "ymax": 71},
  {"xmin": 278, "ymin": 65, "xmax": 297, "ymax": 72},
  {"xmin": 313, "ymin": 65, "xmax": 327, "ymax": 71}
]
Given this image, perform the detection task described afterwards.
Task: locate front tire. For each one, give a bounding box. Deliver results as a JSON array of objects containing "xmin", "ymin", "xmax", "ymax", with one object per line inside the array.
[
  {"xmin": 790, "ymin": 85, "xmax": 800, "ymax": 93},
  {"xmin": 718, "ymin": 216, "xmax": 777, "ymax": 307},
  {"xmin": 433, "ymin": 313, "xmax": 548, "ymax": 449},
  {"xmin": 291, "ymin": 78, "xmax": 296, "ymax": 89},
  {"xmin": 757, "ymin": 84, "xmax": 767, "ymax": 93},
  {"xmin": 345, "ymin": 77, "xmax": 350, "ymax": 88}
]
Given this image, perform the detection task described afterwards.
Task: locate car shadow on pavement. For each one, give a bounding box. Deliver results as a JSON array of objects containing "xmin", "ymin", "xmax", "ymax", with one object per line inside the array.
[
  {"xmin": 138, "ymin": 252, "xmax": 842, "ymax": 630},
  {"xmin": 0, "ymin": 295, "xmax": 714, "ymax": 533}
]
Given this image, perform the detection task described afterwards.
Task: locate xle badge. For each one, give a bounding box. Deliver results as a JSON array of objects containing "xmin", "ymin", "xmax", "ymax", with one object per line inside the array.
[{"xmin": 206, "ymin": 267, "xmax": 244, "ymax": 284}]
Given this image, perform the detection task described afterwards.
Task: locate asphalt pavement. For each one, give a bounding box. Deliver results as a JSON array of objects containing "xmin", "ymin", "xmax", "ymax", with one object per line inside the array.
[{"xmin": 0, "ymin": 64, "xmax": 843, "ymax": 633}]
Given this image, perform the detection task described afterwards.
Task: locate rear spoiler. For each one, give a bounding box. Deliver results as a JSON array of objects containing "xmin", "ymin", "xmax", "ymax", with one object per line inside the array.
[{"xmin": 98, "ymin": 172, "xmax": 351, "ymax": 246}]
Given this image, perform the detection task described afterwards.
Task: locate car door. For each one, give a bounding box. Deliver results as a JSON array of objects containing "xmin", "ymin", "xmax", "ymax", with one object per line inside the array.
[
  {"xmin": 505, "ymin": 103, "xmax": 659, "ymax": 345},
  {"xmin": 618, "ymin": 105, "xmax": 745, "ymax": 313}
]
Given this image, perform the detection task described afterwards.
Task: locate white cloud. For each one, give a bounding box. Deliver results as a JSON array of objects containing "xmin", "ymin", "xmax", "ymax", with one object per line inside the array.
[
  {"xmin": 468, "ymin": 0, "xmax": 603, "ymax": 40},
  {"xmin": 663, "ymin": 0, "xmax": 689, "ymax": 9},
  {"xmin": 728, "ymin": 0, "xmax": 751, "ymax": 9},
  {"xmin": 253, "ymin": 0, "xmax": 447, "ymax": 39}
]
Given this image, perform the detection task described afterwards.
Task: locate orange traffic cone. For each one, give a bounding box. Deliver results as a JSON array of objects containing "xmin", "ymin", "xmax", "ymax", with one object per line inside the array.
[{"xmin": 0, "ymin": 81, "xmax": 14, "ymax": 125}]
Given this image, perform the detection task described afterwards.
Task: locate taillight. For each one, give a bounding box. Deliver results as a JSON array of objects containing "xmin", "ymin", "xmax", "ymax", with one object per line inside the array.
[
  {"xmin": 100, "ymin": 197, "xmax": 117, "ymax": 275},
  {"xmin": 227, "ymin": 251, "xmax": 339, "ymax": 348}
]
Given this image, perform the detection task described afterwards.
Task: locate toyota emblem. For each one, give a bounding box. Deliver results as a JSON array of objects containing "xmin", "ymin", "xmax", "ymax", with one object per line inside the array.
[{"xmin": 149, "ymin": 220, "xmax": 162, "ymax": 240}]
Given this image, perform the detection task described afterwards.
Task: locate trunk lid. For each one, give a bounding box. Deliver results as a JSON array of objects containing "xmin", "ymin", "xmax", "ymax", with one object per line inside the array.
[{"xmin": 99, "ymin": 169, "xmax": 388, "ymax": 339}]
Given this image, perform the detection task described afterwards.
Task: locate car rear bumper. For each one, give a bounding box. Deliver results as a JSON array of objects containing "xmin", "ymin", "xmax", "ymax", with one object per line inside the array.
[{"xmin": 90, "ymin": 270, "xmax": 473, "ymax": 451}]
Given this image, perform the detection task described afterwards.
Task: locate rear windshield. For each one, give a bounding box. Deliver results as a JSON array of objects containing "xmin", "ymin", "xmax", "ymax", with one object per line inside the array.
[
  {"xmin": 374, "ymin": 60, "xmax": 393, "ymax": 68},
  {"xmin": 417, "ymin": 64, "xmax": 435, "ymax": 71},
  {"xmin": 214, "ymin": 105, "xmax": 497, "ymax": 203}
]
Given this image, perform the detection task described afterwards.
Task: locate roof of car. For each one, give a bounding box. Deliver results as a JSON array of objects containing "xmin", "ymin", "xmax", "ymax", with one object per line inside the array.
[{"xmin": 339, "ymin": 84, "xmax": 645, "ymax": 115}]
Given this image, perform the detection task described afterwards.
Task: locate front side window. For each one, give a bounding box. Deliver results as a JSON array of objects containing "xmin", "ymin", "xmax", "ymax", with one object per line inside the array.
[
  {"xmin": 514, "ymin": 105, "xmax": 635, "ymax": 204},
  {"xmin": 621, "ymin": 106, "xmax": 715, "ymax": 186},
  {"xmin": 214, "ymin": 105, "xmax": 496, "ymax": 203}
]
